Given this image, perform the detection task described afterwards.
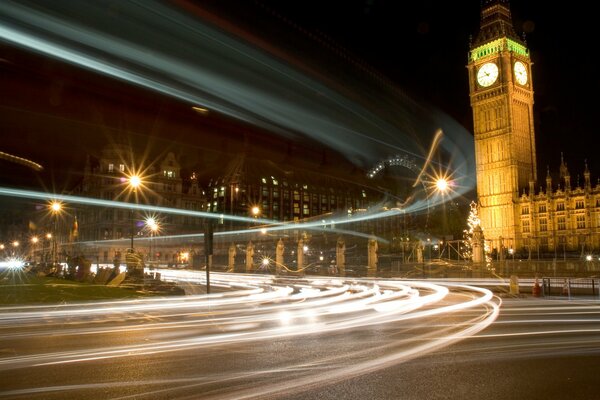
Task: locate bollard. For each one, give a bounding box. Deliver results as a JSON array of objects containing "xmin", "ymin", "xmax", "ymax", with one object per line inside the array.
[
  {"xmin": 509, "ymin": 275, "xmax": 519, "ymax": 296},
  {"xmin": 532, "ymin": 278, "xmax": 541, "ymax": 297},
  {"xmin": 562, "ymin": 279, "xmax": 570, "ymax": 298}
]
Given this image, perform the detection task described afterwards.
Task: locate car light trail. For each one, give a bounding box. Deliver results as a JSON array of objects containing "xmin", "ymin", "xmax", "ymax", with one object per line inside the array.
[{"xmin": 0, "ymin": 272, "xmax": 498, "ymax": 399}]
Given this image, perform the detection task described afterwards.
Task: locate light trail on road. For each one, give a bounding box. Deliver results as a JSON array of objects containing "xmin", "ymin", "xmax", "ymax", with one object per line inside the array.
[{"xmin": 0, "ymin": 273, "xmax": 498, "ymax": 399}]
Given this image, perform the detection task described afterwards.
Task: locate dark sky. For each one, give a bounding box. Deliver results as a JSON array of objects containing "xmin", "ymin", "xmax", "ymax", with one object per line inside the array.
[
  {"xmin": 1, "ymin": 0, "xmax": 598, "ymax": 191},
  {"xmin": 207, "ymin": 0, "xmax": 597, "ymax": 181}
]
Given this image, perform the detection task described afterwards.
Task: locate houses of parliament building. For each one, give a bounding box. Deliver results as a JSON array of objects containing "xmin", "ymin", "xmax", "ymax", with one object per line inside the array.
[{"xmin": 469, "ymin": 0, "xmax": 600, "ymax": 256}]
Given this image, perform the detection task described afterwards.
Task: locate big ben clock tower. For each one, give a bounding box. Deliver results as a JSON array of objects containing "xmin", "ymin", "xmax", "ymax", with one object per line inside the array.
[{"xmin": 468, "ymin": 0, "xmax": 536, "ymax": 251}]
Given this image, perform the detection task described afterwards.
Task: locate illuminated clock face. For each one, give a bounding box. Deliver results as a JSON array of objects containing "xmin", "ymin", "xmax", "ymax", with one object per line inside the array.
[
  {"xmin": 514, "ymin": 61, "xmax": 528, "ymax": 85},
  {"xmin": 476, "ymin": 62, "xmax": 499, "ymax": 87}
]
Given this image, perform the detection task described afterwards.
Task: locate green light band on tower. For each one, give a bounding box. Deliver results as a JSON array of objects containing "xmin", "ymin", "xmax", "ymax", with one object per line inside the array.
[{"xmin": 470, "ymin": 38, "xmax": 529, "ymax": 62}]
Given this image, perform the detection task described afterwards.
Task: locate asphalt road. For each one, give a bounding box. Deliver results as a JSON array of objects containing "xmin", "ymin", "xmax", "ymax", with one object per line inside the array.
[{"xmin": 0, "ymin": 273, "xmax": 598, "ymax": 399}]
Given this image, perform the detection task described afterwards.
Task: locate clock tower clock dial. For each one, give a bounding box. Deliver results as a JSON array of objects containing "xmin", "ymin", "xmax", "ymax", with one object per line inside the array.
[
  {"xmin": 477, "ymin": 62, "xmax": 499, "ymax": 87},
  {"xmin": 514, "ymin": 61, "xmax": 528, "ymax": 85}
]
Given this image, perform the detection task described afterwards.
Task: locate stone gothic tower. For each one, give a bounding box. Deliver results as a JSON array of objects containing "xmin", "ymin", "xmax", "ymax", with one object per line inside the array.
[{"xmin": 467, "ymin": 0, "xmax": 536, "ymax": 250}]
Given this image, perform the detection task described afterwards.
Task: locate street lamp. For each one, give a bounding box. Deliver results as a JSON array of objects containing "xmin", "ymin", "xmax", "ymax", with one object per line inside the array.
[
  {"xmin": 45, "ymin": 233, "xmax": 51, "ymax": 263},
  {"xmin": 128, "ymin": 174, "xmax": 142, "ymax": 251},
  {"xmin": 145, "ymin": 217, "xmax": 159, "ymax": 262},
  {"xmin": 427, "ymin": 237, "xmax": 431, "ymax": 260},
  {"xmin": 49, "ymin": 201, "xmax": 62, "ymax": 265},
  {"xmin": 251, "ymin": 206, "xmax": 260, "ymax": 218},
  {"xmin": 435, "ymin": 178, "xmax": 448, "ymax": 192},
  {"xmin": 30, "ymin": 236, "xmax": 38, "ymax": 262}
]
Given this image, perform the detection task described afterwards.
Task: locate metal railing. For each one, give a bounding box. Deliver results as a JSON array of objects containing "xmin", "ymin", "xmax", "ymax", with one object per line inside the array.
[{"xmin": 541, "ymin": 277, "xmax": 599, "ymax": 297}]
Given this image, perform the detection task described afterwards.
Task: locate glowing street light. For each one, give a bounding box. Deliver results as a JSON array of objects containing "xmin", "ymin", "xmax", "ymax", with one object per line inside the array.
[
  {"xmin": 30, "ymin": 236, "xmax": 38, "ymax": 262},
  {"xmin": 435, "ymin": 178, "xmax": 448, "ymax": 192},
  {"xmin": 129, "ymin": 175, "xmax": 142, "ymax": 190},
  {"xmin": 145, "ymin": 217, "xmax": 159, "ymax": 262},
  {"xmin": 251, "ymin": 206, "xmax": 260, "ymax": 218},
  {"xmin": 127, "ymin": 174, "xmax": 143, "ymax": 251},
  {"xmin": 10, "ymin": 240, "xmax": 19, "ymax": 257},
  {"xmin": 49, "ymin": 201, "xmax": 63, "ymax": 265}
]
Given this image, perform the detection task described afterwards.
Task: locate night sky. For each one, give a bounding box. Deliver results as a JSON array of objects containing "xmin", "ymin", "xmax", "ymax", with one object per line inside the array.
[
  {"xmin": 1, "ymin": 0, "xmax": 599, "ymax": 192},
  {"xmin": 233, "ymin": 0, "xmax": 598, "ymax": 180}
]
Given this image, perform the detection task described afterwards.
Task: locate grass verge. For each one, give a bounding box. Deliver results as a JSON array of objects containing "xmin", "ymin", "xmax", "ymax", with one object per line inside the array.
[{"xmin": 0, "ymin": 270, "xmax": 157, "ymax": 305}]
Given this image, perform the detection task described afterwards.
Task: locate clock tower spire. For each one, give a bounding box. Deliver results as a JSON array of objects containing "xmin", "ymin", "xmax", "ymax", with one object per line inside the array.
[
  {"xmin": 468, "ymin": 0, "xmax": 536, "ymax": 252},
  {"xmin": 474, "ymin": 0, "xmax": 520, "ymax": 47}
]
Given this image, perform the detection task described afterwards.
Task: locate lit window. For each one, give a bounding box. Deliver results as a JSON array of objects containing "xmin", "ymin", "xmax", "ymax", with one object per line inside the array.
[
  {"xmin": 577, "ymin": 215, "xmax": 586, "ymax": 229},
  {"xmin": 119, "ymin": 164, "xmax": 125, "ymax": 172},
  {"xmin": 262, "ymin": 178, "xmax": 267, "ymax": 184},
  {"xmin": 108, "ymin": 163, "xmax": 114, "ymax": 172}
]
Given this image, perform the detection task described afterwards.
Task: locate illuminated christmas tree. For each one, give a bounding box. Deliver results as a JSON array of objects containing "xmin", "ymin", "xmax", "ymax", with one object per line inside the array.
[{"xmin": 462, "ymin": 201, "xmax": 480, "ymax": 260}]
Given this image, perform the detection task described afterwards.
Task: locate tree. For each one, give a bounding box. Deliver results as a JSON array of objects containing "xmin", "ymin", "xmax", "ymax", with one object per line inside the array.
[{"xmin": 462, "ymin": 201, "xmax": 480, "ymax": 260}]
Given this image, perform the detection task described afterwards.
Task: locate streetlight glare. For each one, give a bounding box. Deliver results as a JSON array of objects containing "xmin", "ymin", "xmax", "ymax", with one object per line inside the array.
[
  {"xmin": 129, "ymin": 175, "xmax": 142, "ymax": 189},
  {"xmin": 50, "ymin": 201, "xmax": 62, "ymax": 213},
  {"xmin": 435, "ymin": 178, "xmax": 448, "ymax": 192},
  {"xmin": 251, "ymin": 206, "xmax": 260, "ymax": 216}
]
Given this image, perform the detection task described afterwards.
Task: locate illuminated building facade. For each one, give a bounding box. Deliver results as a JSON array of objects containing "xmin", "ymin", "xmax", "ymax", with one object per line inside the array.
[
  {"xmin": 518, "ymin": 159, "xmax": 600, "ymax": 256},
  {"xmin": 469, "ymin": 0, "xmax": 600, "ymax": 254},
  {"xmin": 206, "ymin": 152, "xmax": 374, "ymax": 223},
  {"xmin": 76, "ymin": 142, "xmax": 205, "ymax": 264}
]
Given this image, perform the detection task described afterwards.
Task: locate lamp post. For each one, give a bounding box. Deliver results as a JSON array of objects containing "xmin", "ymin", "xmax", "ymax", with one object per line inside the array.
[
  {"xmin": 128, "ymin": 175, "xmax": 142, "ymax": 251},
  {"xmin": 30, "ymin": 236, "xmax": 38, "ymax": 263},
  {"xmin": 145, "ymin": 217, "xmax": 159, "ymax": 263},
  {"xmin": 50, "ymin": 201, "xmax": 62, "ymax": 265},
  {"xmin": 427, "ymin": 237, "xmax": 431, "ymax": 261},
  {"xmin": 45, "ymin": 233, "xmax": 51, "ymax": 263}
]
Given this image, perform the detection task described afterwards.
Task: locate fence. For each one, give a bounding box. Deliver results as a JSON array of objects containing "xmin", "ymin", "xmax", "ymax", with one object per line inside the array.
[{"xmin": 541, "ymin": 277, "xmax": 599, "ymax": 297}]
